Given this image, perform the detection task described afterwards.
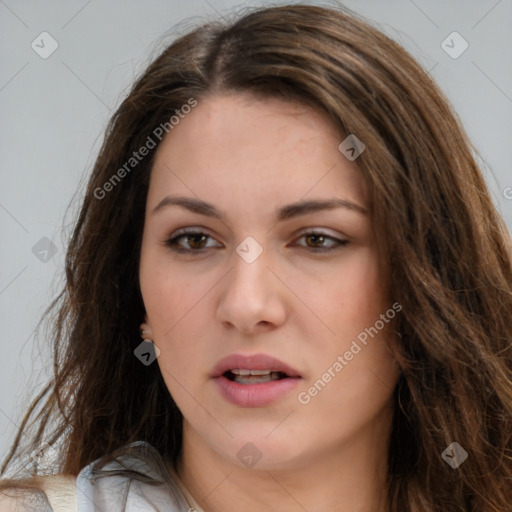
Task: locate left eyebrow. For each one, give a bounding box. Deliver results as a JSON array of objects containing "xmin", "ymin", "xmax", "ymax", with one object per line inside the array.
[
  {"xmin": 151, "ymin": 196, "xmax": 368, "ymax": 219},
  {"xmin": 277, "ymin": 198, "xmax": 368, "ymax": 219}
]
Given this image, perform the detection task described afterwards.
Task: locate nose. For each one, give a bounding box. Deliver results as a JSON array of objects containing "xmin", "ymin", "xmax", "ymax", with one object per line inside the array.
[{"xmin": 215, "ymin": 248, "xmax": 287, "ymax": 335}]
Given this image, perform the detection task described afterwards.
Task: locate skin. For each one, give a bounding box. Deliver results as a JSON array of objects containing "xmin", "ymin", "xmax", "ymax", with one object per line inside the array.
[{"xmin": 139, "ymin": 92, "xmax": 401, "ymax": 512}]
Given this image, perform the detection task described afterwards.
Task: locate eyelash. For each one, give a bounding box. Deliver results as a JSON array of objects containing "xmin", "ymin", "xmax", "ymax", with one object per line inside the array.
[{"xmin": 164, "ymin": 228, "xmax": 349, "ymax": 254}]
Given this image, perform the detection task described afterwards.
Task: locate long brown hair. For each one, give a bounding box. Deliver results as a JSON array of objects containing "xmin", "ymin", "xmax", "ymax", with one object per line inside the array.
[{"xmin": 1, "ymin": 3, "xmax": 511, "ymax": 511}]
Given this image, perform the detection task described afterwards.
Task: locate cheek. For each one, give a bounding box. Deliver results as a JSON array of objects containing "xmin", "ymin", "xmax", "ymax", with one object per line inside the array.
[
  {"xmin": 302, "ymin": 324, "xmax": 399, "ymax": 432},
  {"xmin": 313, "ymin": 354, "xmax": 398, "ymax": 443},
  {"xmin": 139, "ymin": 251, "xmax": 217, "ymax": 377},
  {"xmin": 341, "ymin": 246, "xmax": 383, "ymax": 294},
  {"xmin": 140, "ymin": 248, "xmax": 206, "ymax": 331},
  {"xmin": 309, "ymin": 247, "xmax": 387, "ymax": 334},
  {"xmin": 298, "ymin": 247, "xmax": 395, "ymax": 386}
]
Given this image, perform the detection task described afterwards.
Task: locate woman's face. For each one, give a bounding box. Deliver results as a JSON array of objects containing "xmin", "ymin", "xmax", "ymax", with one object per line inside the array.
[{"xmin": 139, "ymin": 92, "xmax": 400, "ymax": 470}]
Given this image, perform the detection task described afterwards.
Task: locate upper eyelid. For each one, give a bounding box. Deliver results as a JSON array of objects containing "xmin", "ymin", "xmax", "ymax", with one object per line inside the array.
[
  {"xmin": 169, "ymin": 226, "xmax": 346, "ymax": 238},
  {"xmin": 167, "ymin": 228, "xmax": 347, "ymax": 247}
]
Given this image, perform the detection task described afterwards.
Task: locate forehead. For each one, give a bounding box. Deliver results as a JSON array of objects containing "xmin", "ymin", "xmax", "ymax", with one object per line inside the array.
[{"xmin": 148, "ymin": 93, "xmax": 367, "ymax": 213}]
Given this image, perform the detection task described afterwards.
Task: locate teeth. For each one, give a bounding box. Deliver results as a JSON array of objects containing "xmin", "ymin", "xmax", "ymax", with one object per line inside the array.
[
  {"xmin": 233, "ymin": 372, "xmax": 283, "ymax": 384},
  {"xmin": 231, "ymin": 369, "xmax": 272, "ymax": 376}
]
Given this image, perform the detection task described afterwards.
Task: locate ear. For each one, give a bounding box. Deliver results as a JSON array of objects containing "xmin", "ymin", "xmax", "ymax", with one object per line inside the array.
[{"xmin": 140, "ymin": 315, "xmax": 153, "ymax": 339}]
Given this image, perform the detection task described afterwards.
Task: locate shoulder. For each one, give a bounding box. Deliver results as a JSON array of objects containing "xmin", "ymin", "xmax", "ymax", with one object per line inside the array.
[
  {"xmin": 0, "ymin": 474, "xmax": 77, "ymax": 512},
  {"xmin": 0, "ymin": 487, "xmax": 51, "ymax": 511},
  {"xmin": 41, "ymin": 474, "xmax": 77, "ymax": 510},
  {"xmin": 0, "ymin": 492, "xmax": 20, "ymax": 512}
]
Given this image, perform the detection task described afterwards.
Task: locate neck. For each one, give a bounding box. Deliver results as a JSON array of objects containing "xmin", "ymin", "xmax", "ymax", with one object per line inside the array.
[{"xmin": 173, "ymin": 410, "xmax": 393, "ymax": 512}]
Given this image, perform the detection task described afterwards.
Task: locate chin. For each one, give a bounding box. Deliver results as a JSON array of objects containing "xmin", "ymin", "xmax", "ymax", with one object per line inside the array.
[{"xmin": 222, "ymin": 432, "xmax": 310, "ymax": 471}]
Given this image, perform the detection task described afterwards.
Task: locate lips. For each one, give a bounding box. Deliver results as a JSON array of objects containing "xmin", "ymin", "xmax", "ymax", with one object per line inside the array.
[
  {"xmin": 211, "ymin": 353, "xmax": 302, "ymax": 379},
  {"xmin": 211, "ymin": 353, "xmax": 302, "ymax": 407}
]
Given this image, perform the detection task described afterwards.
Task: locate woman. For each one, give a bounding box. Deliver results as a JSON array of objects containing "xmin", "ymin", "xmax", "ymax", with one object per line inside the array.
[{"xmin": 1, "ymin": 3, "xmax": 511, "ymax": 511}]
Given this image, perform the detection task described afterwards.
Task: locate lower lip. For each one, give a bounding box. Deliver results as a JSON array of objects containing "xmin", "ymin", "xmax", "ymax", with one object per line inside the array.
[{"xmin": 213, "ymin": 375, "xmax": 301, "ymax": 407}]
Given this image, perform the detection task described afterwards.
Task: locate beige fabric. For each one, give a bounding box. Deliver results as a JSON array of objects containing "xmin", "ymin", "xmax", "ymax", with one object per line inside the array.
[
  {"xmin": 40, "ymin": 475, "xmax": 78, "ymax": 512},
  {"xmin": 38, "ymin": 471, "xmax": 204, "ymax": 512},
  {"xmin": 0, "ymin": 490, "xmax": 26, "ymax": 512}
]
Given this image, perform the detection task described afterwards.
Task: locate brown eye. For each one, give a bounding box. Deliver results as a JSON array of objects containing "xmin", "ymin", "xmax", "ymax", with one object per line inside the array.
[
  {"xmin": 165, "ymin": 229, "xmax": 222, "ymax": 253},
  {"xmin": 305, "ymin": 233, "xmax": 327, "ymax": 248},
  {"xmin": 184, "ymin": 233, "xmax": 208, "ymax": 249},
  {"xmin": 295, "ymin": 231, "xmax": 348, "ymax": 252}
]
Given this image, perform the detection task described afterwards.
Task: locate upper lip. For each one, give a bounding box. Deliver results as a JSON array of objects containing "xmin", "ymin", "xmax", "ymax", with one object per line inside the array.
[{"xmin": 211, "ymin": 353, "xmax": 302, "ymax": 378}]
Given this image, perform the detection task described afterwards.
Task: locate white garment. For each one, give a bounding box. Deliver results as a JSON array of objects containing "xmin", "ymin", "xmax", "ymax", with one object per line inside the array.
[{"xmin": 74, "ymin": 441, "xmax": 204, "ymax": 512}]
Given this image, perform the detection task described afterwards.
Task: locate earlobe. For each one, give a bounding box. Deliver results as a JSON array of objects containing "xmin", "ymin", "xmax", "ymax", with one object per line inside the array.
[{"xmin": 140, "ymin": 319, "xmax": 153, "ymax": 340}]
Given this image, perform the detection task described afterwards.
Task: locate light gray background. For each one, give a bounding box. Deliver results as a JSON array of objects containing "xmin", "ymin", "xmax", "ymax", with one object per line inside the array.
[{"xmin": 1, "ymin": 0, "xmax": 511, "ymax": 463}]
